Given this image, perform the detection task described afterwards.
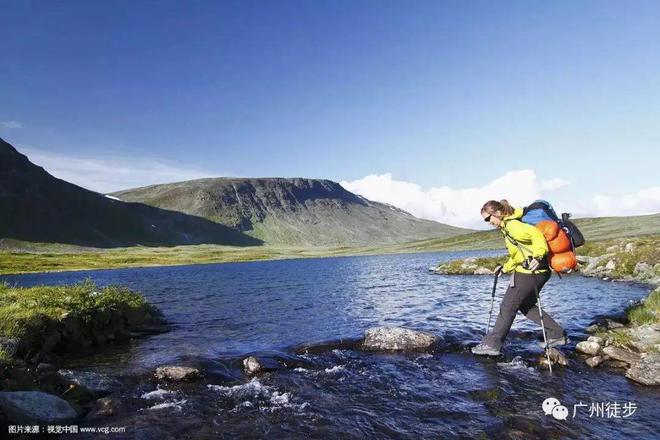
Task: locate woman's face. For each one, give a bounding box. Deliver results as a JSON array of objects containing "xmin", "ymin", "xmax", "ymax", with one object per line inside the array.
[{"xmin": 482, "ymin": 210, "xmax": 503, "ymax": 228}]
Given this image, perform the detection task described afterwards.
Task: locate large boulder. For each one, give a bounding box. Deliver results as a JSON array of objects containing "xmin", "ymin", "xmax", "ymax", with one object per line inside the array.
[
  {"xmin": 633, "ymin": 262, "xmax": 650, "ymax": 275},
  {"xmin": 602, "ymin": 346, "xmax": 641, "ymax": 365},
  {"xmin": 626, "ymin": 353, "xmax": 660, "ymax": 386},
  {"xmin": 587, "ymin": 336, "xmax": 605, "ymax": 345},
  {"xmin": 473, "ymin": 267, "xmax": 492, "ymax": 275},
  {"xmin": 361, "ymin": 326, "xmax": 441, "ymax": 351},
  {"xmin": 585, "ymin": 356, "xmax": 604, "ymax": 368},
  {"xmin": 0, "ymin": 391, "xmax": 77, "ymax": 424},
  {"xmin": 629, "ymin": 324, "xmax": 660, "ymax": 352},
  {"xmin": 243, "ymin": 356, "xmax": 263, "ymax": 375},
  {"xmin": 576, "ymin": 341, "xmax": 601, "ymax": 356},
  {"xmin": 604, "ymin": 319, "xmax": 625, "ymax": 330},
  {"xmin": 154, "ymin": 366, "xmax": 200, "ymax": 382},
  {"xmin": 581, "ymin": 253, "xmax": 615, "ymax": 275},
  {"xmin": 548, "ymin": 348, "xmax": 568, "ymax": 366},
  {"xmin": 585, "ymin": 324, "xmax": 602, "ymax": 334},
  {"xmin": 539, "ymin": 348, "xmax": 568, "ymax": 368},
  {"xmin": 57, "ymin": 370, "xmax": 118, "ymax": 396},
  {"xmin": 603, "ymin": 359, "xmax": 629, "ymax": 369}
]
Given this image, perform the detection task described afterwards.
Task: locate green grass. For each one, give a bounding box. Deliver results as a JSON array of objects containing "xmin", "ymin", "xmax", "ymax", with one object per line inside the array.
[
  {"xmin": 0, "ymin": 242, "xmax": 397, "ymax": 275},
  {"xmin": 433, "ymin": 255, "xmax": 507, "ymax": 275},
  {"xmin": 432, "ymin": 234, "xmax": 657, "ymax": 278},
  {"xmin": 588, "ymin": 287, "xmax": 660, "ymax": 351},
  {"xmin": 0, "ymin": 240, "xmax": 492, "ymax": 276},
  {"xmin": 1, "ymin": 213, "xmax": 658, "ymax": 276},
  {"xmin": 375, "ymin": 229, "xmax": 502, "ymax": 253},
  {"xmin": 594, "ymin": 328, "xmax": 635, "ymax": 349},
  {"xmin": 572, "ymin": 213, "xmax": 660, "ymax": 241},
  {"xmin": 0, "ymin": 245, "xmax": 283, "ymax": 275},
  {"xmin": 0, "ymin": 348, "xmax": 11, "ymax": 363},
  {"xmin": 390, "ymin": 213, "xmax": 660, "ymax": 254},
  {"xmin": 577, "ymin": 235, "xmax": 660, "ymax": 280},
  {"xmin": 626, "ymin": 287, "xmax": 660, "ymax": 326},
  {"xmin": 0, "ymin": 279, "xmax": 158, "ymax": 358},
  {"xmin": 611, "ymin": 239, "xmax": 660, "ymax": 279}
]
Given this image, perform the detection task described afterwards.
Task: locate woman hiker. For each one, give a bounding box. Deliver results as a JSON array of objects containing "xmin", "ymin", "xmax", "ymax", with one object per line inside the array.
[{"xmin": 471, "ymin": 200, "xmax": 568, "ymax": 356}]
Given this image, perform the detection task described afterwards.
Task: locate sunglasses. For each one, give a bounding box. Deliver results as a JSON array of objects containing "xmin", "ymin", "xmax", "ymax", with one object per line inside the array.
[{"xmin": 483, "ymin": 215, "xmax": 492, "ymax": 222}]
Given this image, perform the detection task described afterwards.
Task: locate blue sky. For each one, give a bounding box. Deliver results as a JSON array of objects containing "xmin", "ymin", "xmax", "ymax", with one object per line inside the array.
[{"xmin": 2, "ymin": 1, "xmax": 659, "ymax": 227}]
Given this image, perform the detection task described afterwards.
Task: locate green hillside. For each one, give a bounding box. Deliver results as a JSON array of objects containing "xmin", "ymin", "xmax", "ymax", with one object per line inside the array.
[
  {"xmin": 0, "ymin": 138, "xmax": 261, "ymax": 248},
  {"xmin": 372, "ymin": 213, "xmax": 660, "ymax": 254},
  {"xmin": 111, "ymin": 177, "xmax": 470, "ymax": 246}
]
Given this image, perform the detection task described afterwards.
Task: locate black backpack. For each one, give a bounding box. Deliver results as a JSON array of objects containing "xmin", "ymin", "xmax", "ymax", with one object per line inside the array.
[{"xmin": 561, "ymin": 212, "xmax": 585, "ymax": 248}]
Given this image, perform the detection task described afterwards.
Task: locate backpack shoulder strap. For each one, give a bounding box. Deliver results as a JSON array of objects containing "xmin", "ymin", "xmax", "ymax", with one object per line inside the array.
[{"xmin": 501, "ymin": 219, "xmax": 534, "ymax": 255}]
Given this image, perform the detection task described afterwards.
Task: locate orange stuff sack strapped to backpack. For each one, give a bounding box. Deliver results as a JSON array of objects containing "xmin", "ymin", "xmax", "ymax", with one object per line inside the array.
[
  {"xmin": 549, "ymin": 251, "xmax": 577, "ymax": 273},
  {"xmin": 535, "ymin": 220, "xmax": 577, "ymax": 272},
  {"xmin": 535, "ymin": 220, "xmax": 571, "ymax": 253}
]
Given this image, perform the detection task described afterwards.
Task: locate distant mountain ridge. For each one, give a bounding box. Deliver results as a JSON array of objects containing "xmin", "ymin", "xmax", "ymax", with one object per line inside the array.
[
  {"xmin": 0, "ymin": 138, "xmax": 470, "ymax": 248},
  {"xmin": 112, "ymin": 177, "xmax": 471, "ymax": 246},
  {"xmin": 0, "ymin": 138, "xmax": 261, "ymax": 247}
]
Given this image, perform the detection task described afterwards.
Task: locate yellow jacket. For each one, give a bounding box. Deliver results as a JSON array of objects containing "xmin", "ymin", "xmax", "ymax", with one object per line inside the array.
[{"xmin": 501, "ymin": 208, "xmax": 549, "ymax": 274}]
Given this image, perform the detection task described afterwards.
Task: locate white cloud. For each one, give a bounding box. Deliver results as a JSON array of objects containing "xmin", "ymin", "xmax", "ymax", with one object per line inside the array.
[
  {"xmin": 341, "ymin": 170, "xmax": 571, "ymax": 229},
  {"xmin": 1, "ymin": 121, "xmax": 22, "ymax": 129},
  {"xmin": 591, "ymin": 187, "xmax": 660, "ymax": 217},
  {"xmin": 342, "ymin": 172, "xmax": 660, "ymax": 228},
  {"xmin": 21, "ymin": 147, "xmax": 227, "ymax": 193},
  {"xmin": 540, "ymin": 177, "xmax": 570, "ymax": 191}
]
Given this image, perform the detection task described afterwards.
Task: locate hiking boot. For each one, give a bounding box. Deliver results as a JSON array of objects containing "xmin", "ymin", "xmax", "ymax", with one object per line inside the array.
[
  {"xmin": 471, "ymin": 343, "xmax": 501, "ymax": 356},
  {"xmin": 538, "ymin": 336, "xmax": 570, "ymax": 349}
]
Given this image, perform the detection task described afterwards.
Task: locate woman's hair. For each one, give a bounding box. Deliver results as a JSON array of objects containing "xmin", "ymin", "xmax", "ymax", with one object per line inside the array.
[{"xmin": 481, "ymin": 199, "xmax": 515, "ymax": 216}]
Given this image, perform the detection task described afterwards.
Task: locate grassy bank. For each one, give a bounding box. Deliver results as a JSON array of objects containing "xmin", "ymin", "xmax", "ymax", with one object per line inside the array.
[
  {"xmin": 626, "ymin": 287, "xmax": 660, "ymax": 326},
  {"xmin": 0, "ymin": 234, "xmax": 509, "ymax": 276},
  {"xmin": 0, "ymin": 238, "xmax": 510, "ymax": 276},
  {"xmin": 386, "ymin": 212, "xmax": 660, "ymax": 254},
  {"xmin": 0, "ymin": 243, "xmax": 381, "ymax": 275},
  {"xmin": 586, "ymin": 285, "xmax": 660, "ymax": 368},
  {"xmin": 575, "ymin": 235, "xmax": 660, "ymax": 281},
  {"xmin": 0, "ymin": 280, "xmax": 162, "ymax": 362},
  {"xmin": 431, "ymin": 255, "xmax": 507, "ymax": 275},
  {"xmin": 431, "ymin": 235, "xmax": 660, "ymax": 278},
  {"xmin": 590, "ymin": 287, "xmax": 660, "ymax": 348},
  {"xmin": 1, "ymin": 213, "xmax": 658, "ymax": 276}
]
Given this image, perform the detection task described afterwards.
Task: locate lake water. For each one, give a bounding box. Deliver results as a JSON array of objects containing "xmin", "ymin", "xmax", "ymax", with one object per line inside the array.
[{"xmin": 3, "ymin": 251, "xmax": 658, "ymax": 439}]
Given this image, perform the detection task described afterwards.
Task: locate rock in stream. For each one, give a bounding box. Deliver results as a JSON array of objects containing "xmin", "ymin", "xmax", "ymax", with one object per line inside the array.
[{"xmin": 361, "ymin": 326, "xmax": 442, "ymax": 351}]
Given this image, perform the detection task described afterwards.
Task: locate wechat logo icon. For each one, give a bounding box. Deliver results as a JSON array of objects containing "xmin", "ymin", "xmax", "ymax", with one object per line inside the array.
[{"xmin": 542, "ymin": 397, "xmax": 569, "ymax": 420}]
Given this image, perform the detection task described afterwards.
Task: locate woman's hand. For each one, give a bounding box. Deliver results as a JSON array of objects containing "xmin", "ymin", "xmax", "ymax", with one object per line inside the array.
[
  {"xmin": 525, "ymin": 257, "xmax": 542, "ymax": 272},
  {"xmin": 493, "ymin": 265, "xmax": 504, "ymax": 276}
]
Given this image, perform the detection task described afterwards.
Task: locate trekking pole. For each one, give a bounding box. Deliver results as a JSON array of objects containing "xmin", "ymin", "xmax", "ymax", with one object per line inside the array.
[
  {"xmin": 485, "ymin": 271, "xmax": 499, "ymax": 335},
  {"xmin": 533, "ymin": 270, "xmax": 553, "ymax": 374}
]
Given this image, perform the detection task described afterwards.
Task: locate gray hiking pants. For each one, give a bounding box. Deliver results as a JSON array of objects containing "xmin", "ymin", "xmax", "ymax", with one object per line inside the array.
[{"xmin": 483, "ymin": 271, "xmax": 565, "ymax": 350}]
